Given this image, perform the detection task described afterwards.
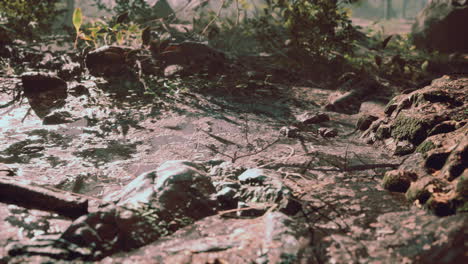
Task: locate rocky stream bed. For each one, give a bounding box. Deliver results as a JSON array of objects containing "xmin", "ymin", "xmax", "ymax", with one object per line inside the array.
[{"xmin": 0, "ymin": 39, "xmax": 467, "ymax": 263}]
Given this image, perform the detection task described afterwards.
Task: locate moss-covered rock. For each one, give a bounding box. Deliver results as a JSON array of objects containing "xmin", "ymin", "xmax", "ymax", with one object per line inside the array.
[
  {"xmin": 391, "ymin": 114, "xmax": 430, "ymax": 145},
  {"xmin": 382, "ymin": 170, "xmax": 413, "ymax": 193},
  {"xmin": 384, "ymin": 96, "xmax": 400, "ymax": 116},
  {"xmin": 426, "ymin": 194, "xmax": 455, "ymax": 216},
  {"xmin": 456, "ymin": 201, "xmax": 468, "ymax": 213},
  {"xmin": 439, "ymin": 136, "xmax": 468, "ymax": 181},
  {"xmin": 456, "ymin": 173, "xmax": 468, "ymax": 197},
  {"xmin": 415, "ymin": 140, "xmax": 436, "ymax": 154},
  {"xmin": 405, "ymin": 176, "xmax": 441, "ymax": 204},
  {"xmin": 375, "ymin": 124, "xmax": 392, "ymax": 139}
]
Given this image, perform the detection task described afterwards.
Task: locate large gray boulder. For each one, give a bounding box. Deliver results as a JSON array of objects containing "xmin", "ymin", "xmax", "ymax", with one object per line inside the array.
[
  {"xmin": 411, "ymin": 0, "xmax": 468, "ymax": 53},
  {"xmin": 7, "ymin": 160, "xmax": 218, "ymax": 260}
]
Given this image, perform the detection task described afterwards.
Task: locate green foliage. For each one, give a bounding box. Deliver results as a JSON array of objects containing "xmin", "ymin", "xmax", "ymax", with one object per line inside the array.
[
  {"xmin": 73, "ymin": 9, "xmax": 143, "ymax": 48},
  {"xmin": 0, "ymin": 0, "xmax": 62, "ymax": 39},
  {"xmin": 345, "ymin": 30, "xmax": 438, "ymax": 85},
  {"xmin": 113, "ymin": 0, "xmax": 153, "ymax": 23},
  {"xmin": 73, "ymin": 8, "xmax": 83, "ymax": 48},
  {"xmin": 269, "ymin": 0, "xmax": 356, "ymax": 62},
  {"xmin": 191, "ymin": 0, "xmax": 358, "ymax": 67}
]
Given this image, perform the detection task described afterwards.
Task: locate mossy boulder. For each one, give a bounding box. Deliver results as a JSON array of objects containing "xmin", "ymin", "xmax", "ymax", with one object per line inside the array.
[
  {"xmin": 391, "ymin": 114, "xmax": 431, "ymax": 145},
  {"xmin": 456, "ymin": 173, "xmax": 468, "ymax": 197},
  {"xmin": 426, "ymin": 194, "xmax": 455, "ymax": 216},
  {"xmin": 405, "ymin": 176, "xmax": 443, "ymax": 204},
  {"xmin": 382, "ymin": 170, "xmax": 414, "ymax": 193},
  {"xmin": 454, "ymin": 173, "xmax": 468, "ymax": 213},
  {"xmin": 415, "ymin": 140, "xmax": 436, "ymax": 154}
]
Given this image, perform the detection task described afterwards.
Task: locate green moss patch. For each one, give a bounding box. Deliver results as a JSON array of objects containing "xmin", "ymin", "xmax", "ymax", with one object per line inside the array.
[
  {"xmin": 415, "ymin": 140, "xmax": 436, "ymax": 154},
  {"xmin": 391, "ymin": 114, "xmax": 429, "ymax": 145}
]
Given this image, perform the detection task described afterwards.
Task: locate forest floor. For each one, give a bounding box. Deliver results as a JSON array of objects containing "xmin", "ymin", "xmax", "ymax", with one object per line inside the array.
[{"xmin": 0, "ymin": 19, "xmax": 467, "ymax": 263}]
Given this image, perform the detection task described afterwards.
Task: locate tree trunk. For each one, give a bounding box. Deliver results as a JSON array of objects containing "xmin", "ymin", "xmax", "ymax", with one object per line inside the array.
[
  {"xmin": 402, "ymin": 0, "xmax": 409, "ymax": 18},
  {"xmin": 384, "ymin": 0, "xmax": 393, "ymax": 20}
]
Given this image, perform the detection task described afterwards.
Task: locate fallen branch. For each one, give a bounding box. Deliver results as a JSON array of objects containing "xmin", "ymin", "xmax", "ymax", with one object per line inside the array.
[
  {"xmin": 262, "ymin": 162, "xmax": 400, "ymax": 172},
  {"xmin": 0, "ymin": 176, "xmax": 89, "ymax": 219}
]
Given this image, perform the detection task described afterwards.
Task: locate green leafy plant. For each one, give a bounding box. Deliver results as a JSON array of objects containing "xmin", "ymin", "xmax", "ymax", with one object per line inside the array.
[
  {"xmin": 72, "ymin": 8, "xmax": 144, "ymax": 48},
  {"xmin": 260, "ymin": 0, "xmax": 357, "ymax": 64},
  {"xmin": 73, "ymin": 8, "xmax": 84, "ymax": 48},
  {"xmin": 190, "ymin": 0, "xmax": 358, "ymax": 67}
]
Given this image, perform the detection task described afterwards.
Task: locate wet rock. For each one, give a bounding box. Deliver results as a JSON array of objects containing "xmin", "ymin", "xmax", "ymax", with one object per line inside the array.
[
  {"xmin": 279, "ymin": 126, "xmax": 299, "ymax": 138},
  {"xmin": 412, "ymin": 0, "xmax": 468, "ymax": 53},
  {"xmin": 102, "ymin": 212, "xmax": 309, "ymax": 263},
  {"xmin": 296, "ymin": 111, "xmax": 330, "ymax": 125},
  {"xmin": 85, "ymin": 46, "xmax": 132, "ymax": 77},
  {"xmin": 21, "ymin": 72, "xmax": 68, "ymax": 118},
  {"xmin": 382, "ymin": 170, "xmax": 415, "ymax": 193},
  {"xmin": 318, "ymin": 127, "xmax": 338, "ymax": 138},
  {"xmin": 42, "ymin": 111, "xmax": 75, "ymax": 125}
]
